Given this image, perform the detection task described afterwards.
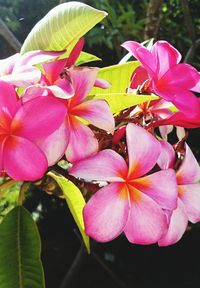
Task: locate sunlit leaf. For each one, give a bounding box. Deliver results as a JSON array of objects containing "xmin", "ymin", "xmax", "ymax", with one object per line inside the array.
[
  {"xmin": 0, "ymin": 206, "xmax": 45, "ymax": 288},
  {"xmin": 90, "ymin": 61, "xmax": 159, "ymax": 113},
  {"xmin": 21, "ymin": 2, "xmax": 107, "ymax": 54},
  {"xmin": 48, "ymin": 172, "xmax": 90, "ymax": 253},
  {"xmin": 76, "ymin": 51, "xmax": 101, "ymax": 65}
]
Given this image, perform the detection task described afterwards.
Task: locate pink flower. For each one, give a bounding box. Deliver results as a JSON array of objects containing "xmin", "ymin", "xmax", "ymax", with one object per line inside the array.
[
  {"xmin": 157, "ymin": 141, "xmax": 200, "ymax": 246},
  {"xmin": 122, "ymin": 40, "xmax": 200, "ymax": 115},
  {"xmin": 64, "ymin": 67, "xmax": 114, "ymax": 163},
  {"xmin": 23, "ymin": 38, "xmax": 85, "ymax": 100},
  {"xmin": 69, "ymin": 124, "xmax": 177, "ymax": 244},
  {"xmin": 0, "ymin": 80, "xmax": 66, "ymax": 181}
]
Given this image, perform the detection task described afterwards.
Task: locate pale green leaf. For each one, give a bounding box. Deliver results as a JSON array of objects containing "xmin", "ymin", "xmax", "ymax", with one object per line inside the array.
[
  {"xmin": 48, "ymin": 172, "xmax": 90, "ymax": 253},
  {"xmin": 90, "ymin": 61, "xmax": 159, "ymax": 114},
  {"xmin": 76, "ymin": 51, "xmax": 101, "ymax": 65},
  {"xmin": 0, "ymin": 206, "xmax": 45, "ymax": 288},
  {"xmin": 21, "ymin": 2, "xmax": 107, "ymax": 54}
]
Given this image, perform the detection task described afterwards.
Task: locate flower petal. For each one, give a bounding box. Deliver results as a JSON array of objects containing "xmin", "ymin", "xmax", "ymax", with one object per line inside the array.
[
  {"xmin": 42, "ymin": 58, "xmax": 67, "ymax": 84},
  {"xmin": 37, "ymin": 122, "xmax": 69, "ymax": 166},
  {"xmin": 66, "ymin": 37, "xmax": 84, "ymax": 67},
  {"xmin": 0, "ymin": 80, "xmax": 20, "ymax": 117},
  {"xmin": 130, "ymin": 66, "xmax": 149, "ymax": 89},
  {"xmin": 156, "ymin": 63, "xmax": 200, "ymax": 93},
  {"xmin": 152, "ymin": 41, "xmax": 182, "ymax": 78},
  {"xmin": 131, "ymin": 169, "xmax": 178, "ymax": 210},
  {"xmin": 121, "ymin": 41, "xmax": 143, "ymax": 59},
  {"xmin": 124, "ymin": 186, "xmax": 167, "ymax": 244},
  {"xmin": 158, "ymin": 199, "xmax": 188, "ymax": 246},
  {"xmin": 11, "ymin": 96, "xmax": 66, "ymax": 141},
  {"xmin": 179, "ymin": 184, "xmax": 200, "ymax": 223},
  {"xmin": 15, "ymin": 50, "xmax": 65, "ymax": 67},
  {"xmin": 94, "ymin": 78, "xmax": 111, "ymax": 89},
  {"xmin": 157, "ymin": 140, "xmax": 175, "ymax": 169},
  {"xmin": 83, "ymin": 182, "xmax": 129, "ymax": 242},
  {"xmin": 176, "ymin": 144, "xmax": 200, "ymax": 184},
  {"xmin": 72, "ymin": 99, "xmax": 114, "ymax": 134},
  {"xmin": 3, "ymin": 136, "xmax": 47, "ymax": 181},
  {"xmin": 126, "ymin": 123, "xmax": 161, "ymax": 178},
  {"xmin": 1, "ymin": 65, "xmax": 41, "ymax": 87},
  {"xmin": 65, "ymin": 116, "xmax": 98, "ymax": 163},
  {"xmin": 68, "ymin": 67, "xmax": 99, "ymax": 106},
  {"xmin": 0, "ymin": 54, "xmax": 19, "ymax": 77},
  {"xmin": 69, "ymin": 149, "xmax": 128, "ymax": 182}
]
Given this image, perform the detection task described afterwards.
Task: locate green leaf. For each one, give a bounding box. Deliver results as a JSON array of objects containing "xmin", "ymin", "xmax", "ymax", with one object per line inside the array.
[
  {"xmin": 90, "ymin": 61, "xmax": 159, "ymax": 114},
  {"xmin": 0, "ymin": 206, "xmax": 45, "ymax": 288},
  {"xmin": 76, "ymin": 51, "xmax": 101, "ymax": 66},
  {"xmin": 21, "ymin": 2, "xmax": 107, "ymax": 54},
  {"xmin": 48, "ymin": 172, "xmax": 90, "ymax": 253}
]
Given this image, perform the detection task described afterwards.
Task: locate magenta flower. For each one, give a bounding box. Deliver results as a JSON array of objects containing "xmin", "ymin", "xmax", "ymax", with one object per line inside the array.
[
  {"xmin": 24, "ymin": 38, "xmax": 85, "ymax": 100},
  {"xmin": 0, "ymin": 80, "xmax": 66, "ymax": 181},
  {"xmin": 157, "ymin": 141, "xmax": 200, "ymax": 245},
  {"xmin": 122, "ymin": 40, "xmax": 200, "ymax": 115},
  {"xmin": 69, "ymin": 124, "xmax": 177, "ymax": 244},
  {"xmin": 64, "ymin": 67, "xmax": 114, "ymax": 163}
]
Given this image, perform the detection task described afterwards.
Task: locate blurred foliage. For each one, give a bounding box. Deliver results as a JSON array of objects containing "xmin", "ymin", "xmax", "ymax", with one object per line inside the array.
[{"xmin": 0, "ymin": 179, "xmax": 21, "ymax": 222}]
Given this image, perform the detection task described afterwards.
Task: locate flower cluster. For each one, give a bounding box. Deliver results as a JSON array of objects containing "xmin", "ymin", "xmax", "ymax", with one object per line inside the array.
[{"xmin": 1, "ymin": 38, "xmax": 200, "ymax": 246}]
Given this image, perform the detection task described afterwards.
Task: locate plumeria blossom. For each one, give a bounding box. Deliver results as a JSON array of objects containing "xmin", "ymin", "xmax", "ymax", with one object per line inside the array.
[
  {"xmin": 122, "ymin": 40, "xmax": 200, "ymax": 115},
  {"xmin": 64, "ymin": 66, "xmax": 114, "ymax": 163},
  {"xmin": 69, "ymin": 124, "xmax": 178, "ymax": 244},
  {"xmin": 23, "ymin": 38, "xmax": 85, "ymax": 100},
  {"xmin": 157, "ymin": 141, "xmax": 200, "ymax": 246},
  {"xmin": 0, "ymin": 80, "xmax": 66, "ymax": 181}
]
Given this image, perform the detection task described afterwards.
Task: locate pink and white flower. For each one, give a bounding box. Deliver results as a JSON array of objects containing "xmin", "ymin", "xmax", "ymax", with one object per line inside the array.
[
  {"xmin": 157, "ymin": 141, "xmax": 200, "ymax": 246},
  {"xmin": 69, "ymin": 124, "xmax": 178, "ymax": 244}
]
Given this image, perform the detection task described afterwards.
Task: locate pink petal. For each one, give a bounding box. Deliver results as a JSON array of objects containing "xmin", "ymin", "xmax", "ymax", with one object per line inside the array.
[
  {"xmin": 15, "ymin": 50, "xmax": 65, "ymax": 67},
  {"xmin": 83, "ymin": 182, "xmax": 129, "ymax": 242},
  {"xmin": 66, "ymin": 37, "xmax": 84, "ymax": 67},
  {"xmin": 72, "ymin": 99, "xmax": 114, "ymax": 134},
  {"xmin": 158, "ymin": 199, "xmax": 188, "ymax": 246},
  {"xmin": 135, "ymin": 46, "xmax": 157, "ymax": 78},
  {"xmin": 179, "ymin": 184, "xmax": 200, "ymax": 223},
  {"xmin": 0, "ymin": 80, "xmax": 20, "ymax": 117},
  {"xmin": 130, "ymin": 66, "xmax": 149, "ymax": 89},
  {"xmin": 124, "ymin": 186, "xmax": 167, "ymax": 244},
  {"xmin": 121, "ymin": 41, "xmax": 142, "ymax": 59},
  {"xmin": 53, "ymin": 78, "xmax": 74, "ymax": 98},
  {"xmin": 130, "ymin": 169, "xmax": 178, "ymax": 210},
  {"xmin": 37, "ymin": 122, "xmax": 69, "ymax": 166},
  {"xmin": 0, "ymin": 54, "xmax": 19, "ymax": 76},
  {"xmin": 3, "ymin": 136, "xmax": 47, "ymax": 181},
  {"xmin": 11, "ymin": 96, "xmax": 66, "ymax": 141},
  {"xmin": 126, "ymin": 123, "xmax": 161, "ymax": 179},
  {"xmin": 94, "ymin": 78, "xmax": 111, "ymax": 89},
  {"xmin": 157, "ymin": 140, "xmax": 175, "ymax": 169},
  {"xmin": 42, "ymin": 58, "xmax": 67, "ymax": 84},
  {"xmin": 176, "ymin": 144, "xmax": 200, "ymax": 184},
  {"xmin": 68, "ymin": 67, "xmax": 99, "ymax": 107},
  {"xmin": 65, "ymin": 116, "xmax": 98, "ymax": 163},
  {"xmin": 1, "ymin": 65, "xmax": 41, "ymax": 87},
  {"xmin": 152, "ymin": 41, "xmax": 182, "ymax": 78},
  {"xmin": 0, "ymin": 139, "xmax": 4, "ymax": 173},
  {"xmin": 156, "ymin": 63, "xmax": 200, "ymax": 93},
  {"xmin": 69, "ymin": 149, "xmax": 128, "ymax": 182}
]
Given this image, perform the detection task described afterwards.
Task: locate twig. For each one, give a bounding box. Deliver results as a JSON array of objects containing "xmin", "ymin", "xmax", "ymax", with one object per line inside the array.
[
  {"xmin": 59, "ymin": 246, "xmax": 86, "ymax": 288},
  {"xmin": 91, "ymin": 252, "xmax": 130, "ymax": 288}
]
